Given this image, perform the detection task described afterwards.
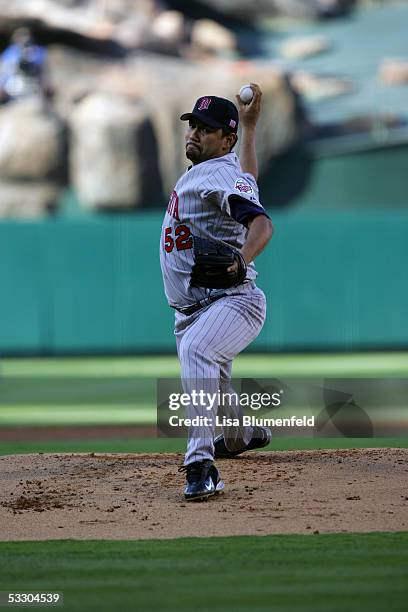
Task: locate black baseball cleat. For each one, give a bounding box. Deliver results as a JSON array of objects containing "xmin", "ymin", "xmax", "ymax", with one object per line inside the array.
[
  {"xmin": 179, "ymin": 459, "xmax": 224, "ymax": 501},
  {"xmin": 214, "ymin": 426, "xmax": 272, "ymax": 459}
]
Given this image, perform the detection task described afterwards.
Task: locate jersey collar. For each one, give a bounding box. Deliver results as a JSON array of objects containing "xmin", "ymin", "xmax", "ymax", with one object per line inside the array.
[{"xmin": 187, "ymin": 152, "xmax": 238, "ymax": 171}]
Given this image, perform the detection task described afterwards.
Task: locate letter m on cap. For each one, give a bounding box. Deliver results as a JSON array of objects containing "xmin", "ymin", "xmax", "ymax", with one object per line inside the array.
[{"xmin": 198, "ymin": 97, "xmax": 211, "ymax": 111}]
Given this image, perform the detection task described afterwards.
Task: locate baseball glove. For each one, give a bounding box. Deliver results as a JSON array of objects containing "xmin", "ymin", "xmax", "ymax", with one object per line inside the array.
[{"xmin": 190, "ymin": 236, "xmax": 247, "ymax": 289}]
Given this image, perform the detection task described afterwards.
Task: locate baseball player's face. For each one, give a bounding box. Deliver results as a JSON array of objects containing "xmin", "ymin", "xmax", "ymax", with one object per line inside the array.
[{"xmin": 185, "ymin": 119, "xmax": 233, "ymax": 164}]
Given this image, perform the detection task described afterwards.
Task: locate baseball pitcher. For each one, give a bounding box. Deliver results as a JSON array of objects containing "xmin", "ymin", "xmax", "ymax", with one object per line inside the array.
[{"xmin": 160, "ymin": 84, "xmax": 273, "ymax": 501}]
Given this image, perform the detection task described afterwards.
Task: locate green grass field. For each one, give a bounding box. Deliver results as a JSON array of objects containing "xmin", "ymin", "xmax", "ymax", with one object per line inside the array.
[
  {"xmin": 1, "ymin": 354, "xmax": 407, "ymax": 611},
  {"xmin": 3, "ymin": 352, "xmax": 408, "ymax": 378},
  {"xmin": 1, "ymin": 437, "xmax": 407, "ymax": 457},
  {"xmin": 1, "ymin": 534, "xmax": 407, "ymax": 612}
]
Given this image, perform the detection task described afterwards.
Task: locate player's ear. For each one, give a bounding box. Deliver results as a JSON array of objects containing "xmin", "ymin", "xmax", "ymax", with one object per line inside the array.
[{"xmin": 224, "ymin": 131, "xmax": 237, "ymax": 151}]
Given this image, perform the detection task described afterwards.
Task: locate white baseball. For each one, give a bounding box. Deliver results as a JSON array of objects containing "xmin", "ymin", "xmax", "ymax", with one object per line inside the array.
[{"xmin": 239, "ymin": 85, "xmax": 254, "ymax": 104}]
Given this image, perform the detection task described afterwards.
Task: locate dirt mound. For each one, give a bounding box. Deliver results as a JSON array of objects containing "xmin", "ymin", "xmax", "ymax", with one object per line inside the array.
[{"xmin": 0, "ymin": 449, "xmax": 407, "ymax": 540}]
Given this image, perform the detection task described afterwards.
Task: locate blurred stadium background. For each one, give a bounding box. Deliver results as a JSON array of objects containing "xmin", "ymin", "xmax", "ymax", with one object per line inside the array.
[{"xmin": 0, "ymin": 0, "xmax": 407, "ymax": 448}]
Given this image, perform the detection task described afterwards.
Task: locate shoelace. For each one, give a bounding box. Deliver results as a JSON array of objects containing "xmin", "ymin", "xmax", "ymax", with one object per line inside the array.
[
  {"xmin": 178, "ymin": 464, "xmax": 202, "ymax": 476},
  {"xmin": 178, "ymin": 462, "xmax": 210, "ymax": 482}
]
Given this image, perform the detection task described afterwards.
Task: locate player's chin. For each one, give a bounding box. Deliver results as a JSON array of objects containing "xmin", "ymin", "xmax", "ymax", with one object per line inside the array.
[{"xmin": 186, "ymin": 144, "xmax": 201, "ymax": 162}]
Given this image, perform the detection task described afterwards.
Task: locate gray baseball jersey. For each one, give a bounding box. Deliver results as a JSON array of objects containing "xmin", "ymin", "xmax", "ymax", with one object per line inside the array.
[
  {"xmin": 160, "ymin": 151, "xmax": 269, "ymax": 308},
  {"xmin": 160, "ymin": 150, "xmax": 271, "ymax": 466}
]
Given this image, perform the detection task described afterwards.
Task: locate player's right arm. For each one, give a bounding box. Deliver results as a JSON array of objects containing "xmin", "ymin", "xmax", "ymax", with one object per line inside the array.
[{"xmin": 236, "ymin": 83, "xmax": 262, "ymax": 180}]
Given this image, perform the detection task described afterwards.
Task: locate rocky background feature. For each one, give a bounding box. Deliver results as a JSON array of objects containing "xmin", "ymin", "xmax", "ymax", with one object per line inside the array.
[
  {"xmin": 0, "ymin": 99, "xmax": 65, "ymax": 180},
  {"xmin": 0, "ymin": 181, "xmax": 59, "ymax": 218},
  {"xmin": 0, "ymin": 98, "xmax": 66, "ymax": 217},
  {"xmin": 195, "ymin": 0, "xmax": 407, "ymax": 20},
  {"xmin": 70, "ymin": 94, "xmax": 151, "ymax": 210},
  {"xmin": 379, "ymin": 58, "xmax": 408, "ymax": 86},
  {"xmin": 279, "ymin": 36, "xmax": 331, "ymax": 60},
  {"xmin": 0, "ymin": 0, "xmax": 400, "ymax": 217},
  {"xmin": 0, "ymin": 0, "xmax": 308, "ymax": 217}
]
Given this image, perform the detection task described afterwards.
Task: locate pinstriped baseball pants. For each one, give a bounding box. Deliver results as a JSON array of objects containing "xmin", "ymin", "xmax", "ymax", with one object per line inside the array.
[{"xmin": 175, "ymin": 283, "xmax": 267, "ymax": 465}]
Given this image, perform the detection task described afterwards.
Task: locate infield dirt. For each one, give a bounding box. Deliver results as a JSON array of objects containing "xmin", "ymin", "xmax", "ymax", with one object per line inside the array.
[{"xmin": 0, "ymin": 449, "xmax": 407, "ymax": 540}]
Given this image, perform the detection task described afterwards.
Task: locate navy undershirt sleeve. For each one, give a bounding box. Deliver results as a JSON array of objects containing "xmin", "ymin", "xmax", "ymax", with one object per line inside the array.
[{"xmin": 228, "ymin": 194, "xmax": 270, "ymax": 228}]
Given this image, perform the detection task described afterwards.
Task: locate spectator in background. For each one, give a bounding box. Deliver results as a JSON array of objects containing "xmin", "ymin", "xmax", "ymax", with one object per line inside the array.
[{"xmin": 0, "ymin": 27, "xmax": 52, "ymax": 104}]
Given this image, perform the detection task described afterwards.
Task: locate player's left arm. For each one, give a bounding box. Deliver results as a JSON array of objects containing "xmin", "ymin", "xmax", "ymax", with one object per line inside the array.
[{"xmin": 241, "ymin": 214, "xmax": 273, "ymax": 264}]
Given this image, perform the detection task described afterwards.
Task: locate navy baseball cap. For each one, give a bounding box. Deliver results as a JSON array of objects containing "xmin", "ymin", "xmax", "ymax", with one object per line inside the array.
[{"xmin": 180, "ymin": 96, "xmax": 239, "ymax": 132}]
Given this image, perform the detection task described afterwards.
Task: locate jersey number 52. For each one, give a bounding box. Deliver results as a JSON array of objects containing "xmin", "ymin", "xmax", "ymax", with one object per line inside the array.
[{"xmin": 164, "ymin": 225, "xmax": 193, "ymax": 253}]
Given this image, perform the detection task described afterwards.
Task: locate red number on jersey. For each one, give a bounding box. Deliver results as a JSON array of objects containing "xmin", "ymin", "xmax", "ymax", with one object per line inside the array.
[
  {"xmin": 175, "ymin": 225, "xmax": 193, "ymax": 251},
  {"xmin": 164, "ymin": 227, "xmax": 174, "ymax": 253},
  {"xmin": 163, "ymin": 225, "xmax": 192, "ymax": 253}
]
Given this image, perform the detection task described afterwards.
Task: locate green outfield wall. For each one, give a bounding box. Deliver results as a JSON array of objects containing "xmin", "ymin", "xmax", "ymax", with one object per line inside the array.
[{"xmin": 0, "ymin": 209, "xmax": 407, "ymax": 354}]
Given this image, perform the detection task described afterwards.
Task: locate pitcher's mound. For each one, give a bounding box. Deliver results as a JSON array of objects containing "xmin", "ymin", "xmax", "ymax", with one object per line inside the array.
[{"xmin": 0, "ymin": 448, "xmax": 406, "ymax": 540}]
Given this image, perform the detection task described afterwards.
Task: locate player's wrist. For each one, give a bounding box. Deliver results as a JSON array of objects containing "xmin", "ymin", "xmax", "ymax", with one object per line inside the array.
[
  {"xmin": 240, "ymin": 249, "xmax": 252, "ymax": 265},
  {"xmin": 240, "ymin": 124, "xmax": 257, "ymax": 134}
]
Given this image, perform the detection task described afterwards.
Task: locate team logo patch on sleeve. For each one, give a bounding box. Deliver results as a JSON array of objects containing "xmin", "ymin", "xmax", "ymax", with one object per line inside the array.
[{"xmin": 234, "ymin": 178, "xmax": 254, "ymax": 195}]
